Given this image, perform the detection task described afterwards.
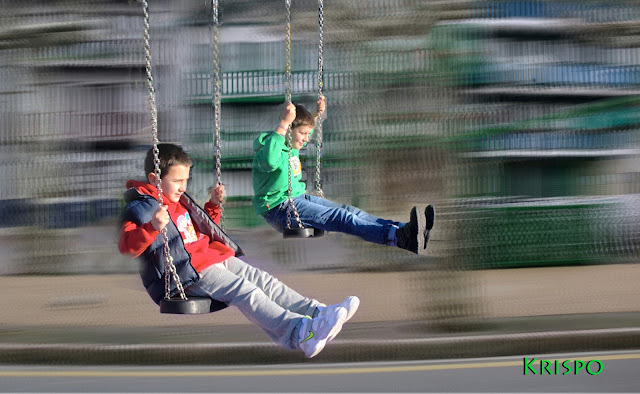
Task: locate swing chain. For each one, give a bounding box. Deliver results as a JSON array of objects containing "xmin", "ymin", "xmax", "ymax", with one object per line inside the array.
[
  {"xmin": 314, "ymin": 0, "xmax": 324, "ymax": 198},
  {"xmin": 317, "ymin": 0, "xmax": 324, "ymax": 99},
  {"xmin": 286, "ymin": 130, "xmax": 303, "ymax": 230},
  {"xmin": 212, "ymin": 0, "xmax": 224, "ymax": 229},
  {"xmin": 284, "ymin": 0, "xmax": 292, "ymax": 104},
  {"xmin": 143, "ymin": 0, "xmax": 186, "ymax": 301},
  {"xmin": 283, "ymin": 0, "xmax": 303, "ymax": 230}
]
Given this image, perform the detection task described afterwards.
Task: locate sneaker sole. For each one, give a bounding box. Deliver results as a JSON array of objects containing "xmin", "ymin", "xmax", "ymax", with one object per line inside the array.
[
  {"xmin": 408, "ymin": 206, "xmax": 419, "ymax": 254},
  {"xmin": 305, "ymin": 339, "xmax": 328, "ymax": 358},
  {"xmin": 419, "ymin": 205, "xmax": 435, "ymax": 255},
  {"xmin": 425, "ymin": 205, "xmax": 435, "ymax": 230}
]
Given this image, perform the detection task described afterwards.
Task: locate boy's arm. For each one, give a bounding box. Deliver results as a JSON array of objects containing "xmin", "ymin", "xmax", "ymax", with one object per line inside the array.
[
  {"xmin": 255, "ymin": 103, "xmax": 296, "ymax": 172},
  {"xmin": 254, "ymin": 132, "xmax": 288, "ymax": 173},
  {"xmin": 118, "ymin": 220, "xmax": 160, "ymax": 257}
]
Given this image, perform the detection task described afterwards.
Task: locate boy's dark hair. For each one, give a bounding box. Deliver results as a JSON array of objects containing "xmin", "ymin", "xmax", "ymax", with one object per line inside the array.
[
  {"xmin": 292, "ymin": 104, "xmax": 315, "ymax": 129},
  {"xmin": 144, "ymin": 143, "xmax": 192, "ymax": 179}
]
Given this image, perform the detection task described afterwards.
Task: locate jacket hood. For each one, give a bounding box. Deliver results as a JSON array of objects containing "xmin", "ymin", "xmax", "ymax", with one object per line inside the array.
[
  {"xmin": 124, "ymin": 180, "xmax": 190, "ymax": 214},
  {"xmin": 126, "ymin": 180, "xmax": 157, "ymax": 196},
  {"xmin": 124, "ymin": 180, "xmax": 165, "ymax": 204},
  {"xmin": 253, "ymin": 132, "xmax": 291, "ymax": 152}
]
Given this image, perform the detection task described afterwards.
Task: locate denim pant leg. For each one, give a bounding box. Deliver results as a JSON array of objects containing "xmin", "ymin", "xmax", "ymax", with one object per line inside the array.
[
  {"xmin": 301, "ymin": 196, "xmax": 407, "ymax": 243},
  {"xmin": 185, "ymin": 257, "xmax": 317, "ymax": 350},
  {"xmin": 264, "ymin": 194, "xmax": 394, "ymax": 245},
  {"xmin": 304, "ymin": 194, "xmax": 401, "ymax": 227}
]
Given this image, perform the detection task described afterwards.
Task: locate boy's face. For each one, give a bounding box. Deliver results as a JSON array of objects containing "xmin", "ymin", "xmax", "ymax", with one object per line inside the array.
[
  {"xmin": 148, "ymin": 164, "xmax": 190, "ymax": 204},
  {"xmin": 290, "ymin": 125, "xmax": 313, "ymax": 150}
]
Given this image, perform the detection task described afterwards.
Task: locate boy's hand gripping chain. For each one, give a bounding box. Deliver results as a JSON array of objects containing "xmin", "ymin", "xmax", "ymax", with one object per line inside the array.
[{"xmin": 143, "ymin": 0, "xmax": 187, "ymax": 301}]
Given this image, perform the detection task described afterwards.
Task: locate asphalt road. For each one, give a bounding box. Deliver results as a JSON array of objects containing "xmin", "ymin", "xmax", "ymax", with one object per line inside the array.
[{"xmin": 1, "ymin": 351, "xmax": 638, "ymax": 392}]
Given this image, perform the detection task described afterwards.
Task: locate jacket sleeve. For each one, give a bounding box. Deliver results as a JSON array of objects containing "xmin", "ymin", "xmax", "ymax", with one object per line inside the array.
[
  {"xmin": 118, "ymin": 220, "xmax": 160, "ymax": 257},
  {"xmin": 254, "ymin": 132, "xmax": 288, "ymax": 173},
  {"xmin": 203, "ymin": 201, "xmax": 222, "ymax": 226}
]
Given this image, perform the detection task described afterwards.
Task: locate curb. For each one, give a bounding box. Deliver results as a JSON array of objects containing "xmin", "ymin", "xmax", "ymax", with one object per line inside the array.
[{"xmin": 2, "ymin": 327, "xmax": 640, "ymax": 365}]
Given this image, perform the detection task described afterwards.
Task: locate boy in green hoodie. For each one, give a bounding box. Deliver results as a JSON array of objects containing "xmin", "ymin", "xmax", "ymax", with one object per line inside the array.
[{"xmin": 252, "ymin": 97, "xmax": 435, "ymax": 254}]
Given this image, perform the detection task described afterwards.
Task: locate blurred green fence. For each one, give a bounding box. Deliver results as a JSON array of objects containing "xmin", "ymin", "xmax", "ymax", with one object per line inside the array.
[{"xmin": 1, "ymin": 0, "xmax": 640, "ymax": 275}]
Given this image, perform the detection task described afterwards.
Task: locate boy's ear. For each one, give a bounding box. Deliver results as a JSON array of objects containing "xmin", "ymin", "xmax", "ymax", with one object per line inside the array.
[{"xmin": 147, "ymin": 172, "xmax": 158, "ymax": 184}]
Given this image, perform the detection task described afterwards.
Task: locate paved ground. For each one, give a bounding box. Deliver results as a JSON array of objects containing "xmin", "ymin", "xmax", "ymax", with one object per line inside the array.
[{"xmin": 1, "ymin": 264, "xmax": 639, "ymax": 364}]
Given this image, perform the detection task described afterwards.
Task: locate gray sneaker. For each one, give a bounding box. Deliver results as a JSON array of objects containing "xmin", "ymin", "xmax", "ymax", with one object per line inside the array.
[
  {"xmin": 298, "ymin": 307, "xmax": 348, "ymax": 358},
  {"xmin": 317, "ymin": 296, "xmax": 360, "ymax": 341}
]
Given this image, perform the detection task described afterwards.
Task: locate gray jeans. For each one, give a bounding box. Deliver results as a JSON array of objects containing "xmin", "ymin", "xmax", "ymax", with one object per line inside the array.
[{"xmin": 185, "ymin": 257, "xmax": 320, "ymax": 350}]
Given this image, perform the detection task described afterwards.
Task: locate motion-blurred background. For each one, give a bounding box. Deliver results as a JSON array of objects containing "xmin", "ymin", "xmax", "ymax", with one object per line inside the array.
[{"xmin": 1, "ymin": 0, "xmax": 640, "ymax": 338}]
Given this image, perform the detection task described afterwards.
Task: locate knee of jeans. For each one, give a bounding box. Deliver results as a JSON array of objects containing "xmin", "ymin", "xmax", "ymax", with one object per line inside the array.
[{"xmin": 344, "ymin": 204, "xmax": 361, "ymax": 215}]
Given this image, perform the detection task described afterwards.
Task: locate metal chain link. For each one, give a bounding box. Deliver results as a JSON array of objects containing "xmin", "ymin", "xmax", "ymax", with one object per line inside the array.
[
  {"xmin": 142, "ymin": 0, "xmax": 186, "ymax": 301},
  {"xmin": 285, "ymin": 125, "xmax": 303, "ymax": 229},
  {"xmin": 284, "ymin": 0, "xmax": 303, "ymax": 230},
  {"xmin": 284, "ymin": 0, "xmax": 292, "ymax": 105},
  {"xmin": 212, "ymin": 0, "xmax": 224, "ymax": 229},
  {"xmin": 314, "ymin": 0, "xmax": 325, "ymax": 198}
]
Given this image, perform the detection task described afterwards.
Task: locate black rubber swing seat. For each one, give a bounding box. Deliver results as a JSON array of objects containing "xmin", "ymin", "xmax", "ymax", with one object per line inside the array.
[
  {"xmin": 159, "ymin": 296, "xmax": 228, "ymax": 314},
  {"xmin": 282, "ymin": 227, "xmax": 325, "ymax": 239}
]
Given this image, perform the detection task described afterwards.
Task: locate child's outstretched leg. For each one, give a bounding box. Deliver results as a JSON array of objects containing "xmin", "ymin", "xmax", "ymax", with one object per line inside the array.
[
  {"xmin": 222, "ymin": 258, "xmax": 359, "ymax": 328},
  {"xmin": 186, "ymin": 262, "xmax": 306, "ymax": 350},
  {"xmin": 263, "ymin": 195, "xmax": 399, "ymax": 245},
  {"xmin": 221, "ymin": 257, "xmax": 321, "ymax": 317},
  {"xmin": 185, "ymin": 259, "xmax": 347, "ymax": 357},
  {"xmin": 303, "ymin": 195, "xmax": 399, "ymax": 228},
  {"xmin": 262, "ymin": 195, "xmax": 435, "ymax": 254}
]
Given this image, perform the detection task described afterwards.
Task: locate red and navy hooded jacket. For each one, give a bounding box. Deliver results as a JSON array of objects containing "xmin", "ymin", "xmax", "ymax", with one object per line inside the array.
[{"xmin": 118, "ymin": 180, "xmax": 244, "ymax": 305}]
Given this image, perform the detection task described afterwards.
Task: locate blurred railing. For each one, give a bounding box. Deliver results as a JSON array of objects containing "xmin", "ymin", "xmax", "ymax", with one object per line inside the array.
[
  {"xmin": 0, "ymin": 0, "xmax": 639, "ymax": 278},
  {"xmin": 181, "ymin": 70, "xmax": 360, "ymax": 102}
]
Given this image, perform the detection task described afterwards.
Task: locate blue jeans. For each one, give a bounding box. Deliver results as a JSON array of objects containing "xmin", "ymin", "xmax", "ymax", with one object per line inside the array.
[
  {"xmin": 263, "ymin": 194, "xmax": 402, "ymax": 245},
  {"xmin": 185, "ymin": 257, "xmax": 321, "ymax": 350}
]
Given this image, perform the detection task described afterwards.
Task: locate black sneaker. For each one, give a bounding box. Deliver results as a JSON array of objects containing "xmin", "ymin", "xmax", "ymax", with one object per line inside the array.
[
  {"xmin": 397, "ymin": 206, "xmax": 418, "ymax": 254},
  {"xmin": 422, "ymin": 205, "xmax": 435, "ymax": 251}
]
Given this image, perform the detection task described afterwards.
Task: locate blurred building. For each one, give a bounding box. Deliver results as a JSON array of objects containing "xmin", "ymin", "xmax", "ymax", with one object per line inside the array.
[
  {"xmin": 437, "ymin": 2, "xmax": 640, "ymax": 268},
  {"xmin": 0, "ymin": 0, "xmax": 639, "ymax": 275}
]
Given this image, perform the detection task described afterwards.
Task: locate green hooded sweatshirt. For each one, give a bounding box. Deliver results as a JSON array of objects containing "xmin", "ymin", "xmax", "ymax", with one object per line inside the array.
[{"xmin": 252, "ymin": 131, "xmax": 309, "ymax": 215}]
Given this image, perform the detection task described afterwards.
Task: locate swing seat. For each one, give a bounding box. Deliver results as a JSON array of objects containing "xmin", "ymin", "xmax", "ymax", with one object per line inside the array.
[
  {"xmin": 160, "ymin": 296, "xmax": 228, "ymax": 314},
  {"xmin": 283, "ymin": 227, "xmax": 325, "ymax": 239}
]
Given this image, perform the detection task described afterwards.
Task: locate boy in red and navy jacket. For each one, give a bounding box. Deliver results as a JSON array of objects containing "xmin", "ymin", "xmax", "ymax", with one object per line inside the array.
[{"xmin": 118, "ymin": 143, "xmax": 359, "ymax": 358}]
